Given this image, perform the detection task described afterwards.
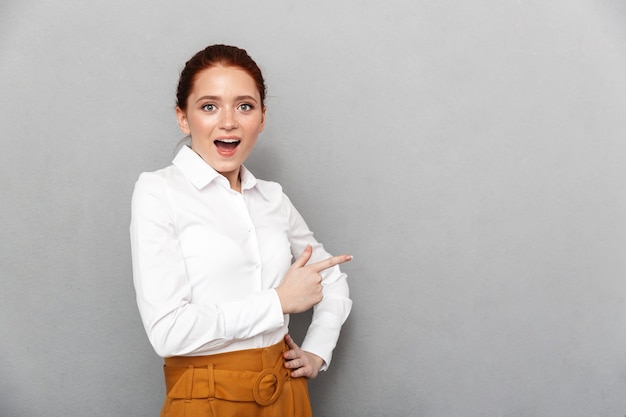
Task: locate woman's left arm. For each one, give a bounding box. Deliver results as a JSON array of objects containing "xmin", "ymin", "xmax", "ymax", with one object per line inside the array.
[{"xmin": 284, "ymin": 195, "xmax": 353, "ymax": 373}]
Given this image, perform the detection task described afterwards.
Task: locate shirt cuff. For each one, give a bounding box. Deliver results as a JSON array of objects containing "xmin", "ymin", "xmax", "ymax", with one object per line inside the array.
[
  {"xmin": 220, "ymin": 289, "xmax": 285, "ymax": 340},
  {"xmin": 300, "ymin": 296, "xmax": 352, "ymax": 371}
]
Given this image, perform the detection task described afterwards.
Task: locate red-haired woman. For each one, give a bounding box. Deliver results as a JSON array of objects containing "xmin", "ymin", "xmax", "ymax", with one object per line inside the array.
[{"xmin": 130, "ymin": 44, "xmax": 352, "ymax": 417}]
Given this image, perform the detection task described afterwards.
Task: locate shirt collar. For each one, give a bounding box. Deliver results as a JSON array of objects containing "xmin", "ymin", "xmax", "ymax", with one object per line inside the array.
[
  {"xmin": 172, "ymin": 145, "xmax": 259, "ymax": 192},
  {"xmin": 239, "ymin": 165, "xmax": 258, "ymax": 192}
]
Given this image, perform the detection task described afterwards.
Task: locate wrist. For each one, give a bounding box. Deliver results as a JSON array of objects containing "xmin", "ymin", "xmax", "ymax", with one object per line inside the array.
[
  {"xmin": 275, "ymin": 288, "xmax": 291, "ymax": 314},
  {"xmin": 308, "ymin": 352, "xmax": 324, "ymax": 372}
]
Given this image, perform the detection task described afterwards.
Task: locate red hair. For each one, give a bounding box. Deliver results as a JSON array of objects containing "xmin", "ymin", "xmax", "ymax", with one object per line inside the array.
[{"xmin": 176, "ymin": 44, "xmax": 266, "ymax": 111}]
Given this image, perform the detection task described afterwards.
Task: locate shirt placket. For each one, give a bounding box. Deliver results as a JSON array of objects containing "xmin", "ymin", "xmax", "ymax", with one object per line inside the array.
[{"xmin": 236, "ymin": 191, "xmax": 265, "ymax": 348}]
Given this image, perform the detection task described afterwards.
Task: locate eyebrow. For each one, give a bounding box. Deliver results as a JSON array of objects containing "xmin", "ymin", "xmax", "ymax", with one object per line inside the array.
[{"xmin": 195, "ymin": 95, "xmax": 259, "ymax": 104}]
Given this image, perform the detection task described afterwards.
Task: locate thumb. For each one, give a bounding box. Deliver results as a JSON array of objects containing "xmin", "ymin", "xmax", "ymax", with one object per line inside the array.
[
  {"xmin": 290, "ymin": 244, "xmax": 312, "ymax": 269},
  {"xmin": 284, "ymin": 334, "xmax": 298, "ymax": 350}
]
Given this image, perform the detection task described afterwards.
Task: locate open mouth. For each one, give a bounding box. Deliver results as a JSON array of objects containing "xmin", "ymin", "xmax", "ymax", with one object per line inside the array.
[{"xmin": 214, "ymin": 139, "xmax": 241, "ymax": 152}]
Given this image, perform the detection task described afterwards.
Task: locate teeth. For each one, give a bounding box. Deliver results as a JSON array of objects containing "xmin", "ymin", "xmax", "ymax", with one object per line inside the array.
[{"xmin": 216, "ymin": 139, "xmax": 240, "ymax": 143}]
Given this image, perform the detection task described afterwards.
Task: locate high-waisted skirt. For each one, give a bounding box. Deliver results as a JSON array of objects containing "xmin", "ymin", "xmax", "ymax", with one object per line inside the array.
[{"xmin": 160, "ymin": 340, "xmax": 313, "ymax": 417}]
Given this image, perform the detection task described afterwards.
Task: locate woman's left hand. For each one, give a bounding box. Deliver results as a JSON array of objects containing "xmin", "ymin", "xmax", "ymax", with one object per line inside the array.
[{"xmin": 283, "ymin": 334, "xmax": 324, "ymax": 379}]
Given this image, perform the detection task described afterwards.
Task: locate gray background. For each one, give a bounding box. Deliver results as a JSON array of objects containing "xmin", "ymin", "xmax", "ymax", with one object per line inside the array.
[{"xmin": 2, "ymin": 0, "xmax": 626, "ymax": 416}]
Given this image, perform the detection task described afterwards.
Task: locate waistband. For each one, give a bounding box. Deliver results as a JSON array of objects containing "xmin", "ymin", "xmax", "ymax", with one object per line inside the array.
[{"xmin": 163, "ymin": 341, "xmax": 290, "ymax": 406}]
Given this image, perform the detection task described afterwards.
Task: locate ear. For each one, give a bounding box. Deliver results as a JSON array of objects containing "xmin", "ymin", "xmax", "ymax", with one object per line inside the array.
[
  {"xmin": 176, "ymin": 107, "xmax": 191, "ymax": 135},
  {"xmin": 259, "ymin": 106, "xmax": 266, "ymax": 133}
]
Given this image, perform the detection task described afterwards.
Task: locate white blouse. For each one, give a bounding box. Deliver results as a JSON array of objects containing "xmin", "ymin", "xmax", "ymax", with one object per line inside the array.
[{"xmin": 130, "ymin": 145, "xmax": 352, "ymax": 369}]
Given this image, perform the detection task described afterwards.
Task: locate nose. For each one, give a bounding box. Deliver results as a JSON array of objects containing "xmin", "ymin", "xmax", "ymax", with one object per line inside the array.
[{"xmin": 220, "ymin": 107, "xmax": 238, "ymax": 130}]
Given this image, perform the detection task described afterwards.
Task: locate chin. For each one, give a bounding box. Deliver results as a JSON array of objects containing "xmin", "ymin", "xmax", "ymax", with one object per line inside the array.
[{"xmin": 215, "ymin": 163, "xmax": 241, "ymax": 176}]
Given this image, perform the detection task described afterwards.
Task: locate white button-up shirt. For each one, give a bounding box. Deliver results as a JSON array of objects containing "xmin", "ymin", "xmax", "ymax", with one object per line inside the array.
[{"xmin": 130, "ymin": 146, "xmax": 352, "ymax": 368}]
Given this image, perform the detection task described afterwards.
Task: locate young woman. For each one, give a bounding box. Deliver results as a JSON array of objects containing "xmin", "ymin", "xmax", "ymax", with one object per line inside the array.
[{"xmin": 130, "ymin": 44, "xmax": 352, "ymax": 417}]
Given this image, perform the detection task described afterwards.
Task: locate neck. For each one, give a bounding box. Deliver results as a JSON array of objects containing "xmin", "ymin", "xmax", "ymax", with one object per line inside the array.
[{"xmin": 224, "ymin": 169, "xmax": 241, "ymax": 192}]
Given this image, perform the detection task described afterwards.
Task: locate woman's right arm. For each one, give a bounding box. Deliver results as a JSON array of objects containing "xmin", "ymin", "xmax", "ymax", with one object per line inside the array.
[{"xmin": 129, "ymin": 173, "xmax": 285, "ymax": 357}]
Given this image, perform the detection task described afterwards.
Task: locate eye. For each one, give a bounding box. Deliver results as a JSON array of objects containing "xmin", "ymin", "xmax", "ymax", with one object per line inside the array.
[
  {"xmin": 201, "ymin": 103, "xmax": 216, "ymax": 112},
  {"xmin": 238, "ymin": 103, "xmax": 254, "ymax": 111}
]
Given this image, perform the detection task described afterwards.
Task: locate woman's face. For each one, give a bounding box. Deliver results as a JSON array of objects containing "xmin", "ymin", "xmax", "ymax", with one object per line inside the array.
[{"xmin": 176, "ymin": 65, "xmax": 265, "ymax": 189}]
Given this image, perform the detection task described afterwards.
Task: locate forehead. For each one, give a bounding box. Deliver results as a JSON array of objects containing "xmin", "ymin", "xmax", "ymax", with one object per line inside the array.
[{"xmin": 190, "ymin": 66, "xmax": 260, "ymax": 99}]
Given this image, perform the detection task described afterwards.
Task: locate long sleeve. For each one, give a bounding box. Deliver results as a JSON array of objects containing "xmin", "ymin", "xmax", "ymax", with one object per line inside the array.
[{"xmin": 284, "ymin": 195, "xmax": 353, "ymax": 370}]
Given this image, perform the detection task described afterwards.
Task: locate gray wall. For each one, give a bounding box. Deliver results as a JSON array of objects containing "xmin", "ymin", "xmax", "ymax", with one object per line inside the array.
[{"xmin": 2, "ymin": 0, "xmax": 626, "ymax": 416}]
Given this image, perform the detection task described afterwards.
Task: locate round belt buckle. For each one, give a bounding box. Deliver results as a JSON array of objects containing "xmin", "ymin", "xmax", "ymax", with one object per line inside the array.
[{"xmin": 252, "ymin": 369, "xmax": 284, "ymax": 406}]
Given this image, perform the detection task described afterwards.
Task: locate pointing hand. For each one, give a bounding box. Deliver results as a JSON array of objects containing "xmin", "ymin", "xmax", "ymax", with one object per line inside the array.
[{"xmin": 276, "ymin": 245, "xmax": 352, "ymax": 314}]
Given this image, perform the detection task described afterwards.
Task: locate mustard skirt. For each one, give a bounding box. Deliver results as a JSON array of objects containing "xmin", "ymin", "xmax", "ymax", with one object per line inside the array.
[{"xmin": 160, "ymin": 340, "xmax": 313, "ymax": 417}]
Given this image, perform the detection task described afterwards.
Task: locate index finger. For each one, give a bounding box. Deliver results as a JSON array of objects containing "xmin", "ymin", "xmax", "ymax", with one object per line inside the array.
[{"xmin": 307, "ymin": 254, "xmax": 353, "ymax": 273}]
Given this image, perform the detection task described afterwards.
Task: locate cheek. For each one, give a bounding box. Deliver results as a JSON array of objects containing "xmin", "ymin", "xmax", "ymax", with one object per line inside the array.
[
  {"xmin": 190, "ymin": 117, "xmax": 217, "ymax": 135},
  {"xmin": 247, "ymin": 117, "xmax": 265, "ymax": 135}
]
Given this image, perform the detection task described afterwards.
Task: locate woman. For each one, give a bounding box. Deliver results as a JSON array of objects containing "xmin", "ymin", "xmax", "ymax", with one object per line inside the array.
[{"xmin": 130, "ymin": 44, "xmax": 352, "ymax": 417}]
